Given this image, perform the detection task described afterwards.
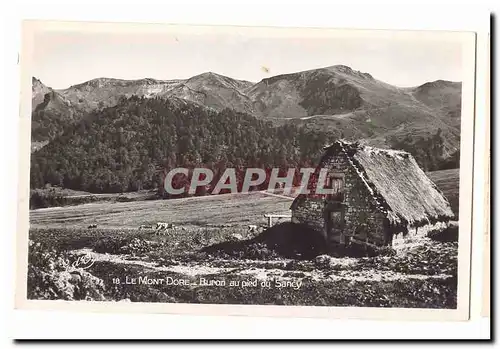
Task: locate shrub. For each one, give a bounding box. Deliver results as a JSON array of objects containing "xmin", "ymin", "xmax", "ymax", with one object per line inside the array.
[
  {"xmin": 93, "ymin": 236, "xmax": 129, "ymax": 254},
  {"xmin": 240, "ymin": 242, "xmax": 280, "ymax": 260},
  {"xmin": 119, "ymin": 238, "xmax": 161, "ymax": 256},
  {"xmin": 27, "ymin": 240, "xmax": 106, "ymax": 301},
  {"xmin": 93, "ymin": 236, "xmax": 160, "ymax": 256},
  {"xmin": 29, "ymin": 189, "xmax": 66, "ymax": 209}
]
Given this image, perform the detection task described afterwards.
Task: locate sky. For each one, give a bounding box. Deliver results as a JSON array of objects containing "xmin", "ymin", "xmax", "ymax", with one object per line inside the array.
[{"xmin": 31, "ymin": 26, "xmax": 467, "ymax": 89}]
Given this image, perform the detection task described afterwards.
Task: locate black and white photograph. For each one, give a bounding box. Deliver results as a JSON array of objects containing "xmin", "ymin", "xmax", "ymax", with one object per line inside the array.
[{"xmin": 16, "ymin": 20, "xmax": 477, "ymax": 319}]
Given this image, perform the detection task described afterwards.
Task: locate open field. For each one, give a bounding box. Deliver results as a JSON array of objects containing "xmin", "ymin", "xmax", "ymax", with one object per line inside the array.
[
  {"xmin": 30, "ymin": 169, "xmax": 459, "ymax": 229},
  {"xmin": 30, "ymin": 191, "xmax": 293, "ymax": 229},
  {"xmin": 30, "ymin": 167, "xmax": 459, "ymax": 230}
]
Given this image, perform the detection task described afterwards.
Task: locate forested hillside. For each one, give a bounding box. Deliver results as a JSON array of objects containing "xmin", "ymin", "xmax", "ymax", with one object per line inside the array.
[{"xmin": 30, "ymin": 96, "xmax": 337, "ymax": 194}]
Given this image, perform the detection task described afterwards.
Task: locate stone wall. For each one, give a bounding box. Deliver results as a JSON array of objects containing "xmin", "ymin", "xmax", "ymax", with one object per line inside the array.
[
  {"xmin": 291, "ymin": 197, "xmax": 327, "ymax": 240},
  {"xmin": 292, "ymin": 150, "xmax": 390, "ymax": 247}
]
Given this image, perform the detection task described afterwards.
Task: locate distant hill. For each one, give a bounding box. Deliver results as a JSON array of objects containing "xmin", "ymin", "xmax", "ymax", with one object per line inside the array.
[
  {"xmin": 31, "ymin": 73, "xmax": 256, "ymax": 148},
  {"xmin": 252, "ymin": 66, "xmax": 461, "ymax": 157},
  {"xmin": 412, "ymin": 80, "xmax": 462, "ymax": 123},
  {"xmin": 39, "ymin": 73, "xmax": 255, "ymax": 116},
  {"xmin": 170, "ymin": 72, "xmax": 255, "ymax": 113}
]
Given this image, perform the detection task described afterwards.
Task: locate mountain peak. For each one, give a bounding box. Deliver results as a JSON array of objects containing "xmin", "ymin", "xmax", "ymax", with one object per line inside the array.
[
  {"xmin": 68, "ymin": 77, "xmax": 128, "ymax": 90},
  {"xmin": 200, "ymin": 71, "xmax": 217, "ymax": 76},
  {"xmin": 328, "ymin": 64, "xmax": 354, "ymax": 73},
  {"xmin": 32, "ymin": 77, "xmax": 52, "ymax": 97},
  {"xmin": 415, "ymin": 80, "xmax": 461, "ymax": 93},
  {"xmin": 32, "ymin": 77, "xmax": 48, "ymax": 88},
  {"xmin": 189, "ymin": 71, "xmax": 226, "ymax": 81},
  {"xmin": 419, "ymin": 79, "xmax": 460, "ymax": 87},
  {"xmin": 257, "ymin": 65, "xmax": 376, "ymax": 86},
  {"xmin": 325, "ymin": 65, "xmax": 374, "ymax": 80},
  {"xmin": 186, "ymin": 71, "xmax": 253, "ymax": 92}
]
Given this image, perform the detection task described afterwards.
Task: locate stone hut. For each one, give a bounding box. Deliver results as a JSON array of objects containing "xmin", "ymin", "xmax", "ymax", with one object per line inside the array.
[{"xmin": 290, "ymin": 140, "xmax": 454, "ymax": 250}]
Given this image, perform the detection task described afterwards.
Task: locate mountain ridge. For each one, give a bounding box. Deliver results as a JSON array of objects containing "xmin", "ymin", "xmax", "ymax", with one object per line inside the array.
[{"xmin": 31, "ymin": 64, "xmax": 462, "ymax": 156}]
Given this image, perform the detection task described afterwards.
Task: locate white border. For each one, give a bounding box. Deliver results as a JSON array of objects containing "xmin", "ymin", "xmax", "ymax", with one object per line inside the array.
[
  {"xmin": 4, "ymin": 1, "xmax": 491, "ymax": 341},
  {"xmin": 15, "ymin": 20, "xmax": 476, "ymax": 322}
]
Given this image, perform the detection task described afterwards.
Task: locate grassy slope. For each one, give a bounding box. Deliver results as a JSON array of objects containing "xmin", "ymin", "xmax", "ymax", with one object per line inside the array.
[
  {"xmin": 427, "ymin": 168, "xmax": 460, "ymax": 217},
  {"xmin": 30, "ymin": 191, "xmax": 294, "ymax": 229}
]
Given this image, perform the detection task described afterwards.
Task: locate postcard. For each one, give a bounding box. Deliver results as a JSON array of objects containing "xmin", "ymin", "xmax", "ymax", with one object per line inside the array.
[{"xmin": 15, "ymin": 20, "xmax": 478, "ymax": 321}]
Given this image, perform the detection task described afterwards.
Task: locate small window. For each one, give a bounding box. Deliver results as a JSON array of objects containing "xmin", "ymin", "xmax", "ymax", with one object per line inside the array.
[
  {"xmin": 326, "ymin": 173, "xmax": 344, "ymax": 201},
  {"xmin": 327, "ymin": 173, "xmax": 344, "ymax": 192}
]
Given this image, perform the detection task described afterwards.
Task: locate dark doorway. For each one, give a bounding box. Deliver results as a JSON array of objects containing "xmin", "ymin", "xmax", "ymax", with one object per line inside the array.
[{"xmin": 325, "ymin": 204, "xmax": 346, "ymax": 245}]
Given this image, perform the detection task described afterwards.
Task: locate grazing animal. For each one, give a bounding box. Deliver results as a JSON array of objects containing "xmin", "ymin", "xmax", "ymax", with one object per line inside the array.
[
  {"xmin": 138, "ymin": 224, "xmax": 150, "ymax": 230},
  {"xmin": 248, "ymin": 225, "xmax": 258, "ymax": 233},
  {"xmin": 154, "ymin": 222, "xmax": 175, "ymax": 235},
  {"xmin": 155, "ymin": 222, "xmax": 175, "ymax": 230},
  {"xmin": 88, "ymin": 224, "xmax": 98, "ymax": 229}
]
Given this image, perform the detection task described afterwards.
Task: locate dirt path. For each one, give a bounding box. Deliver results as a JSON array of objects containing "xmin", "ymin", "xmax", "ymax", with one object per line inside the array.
[{"xmin": 70, "ymin": 248, "xmax": 453, "ymax": 283}]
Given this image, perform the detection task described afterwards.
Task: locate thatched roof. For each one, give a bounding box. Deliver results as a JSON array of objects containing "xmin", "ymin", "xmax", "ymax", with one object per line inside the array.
[{"xmin": 291, "ymin": 140, "xmax": 454, "ymax": 227}]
